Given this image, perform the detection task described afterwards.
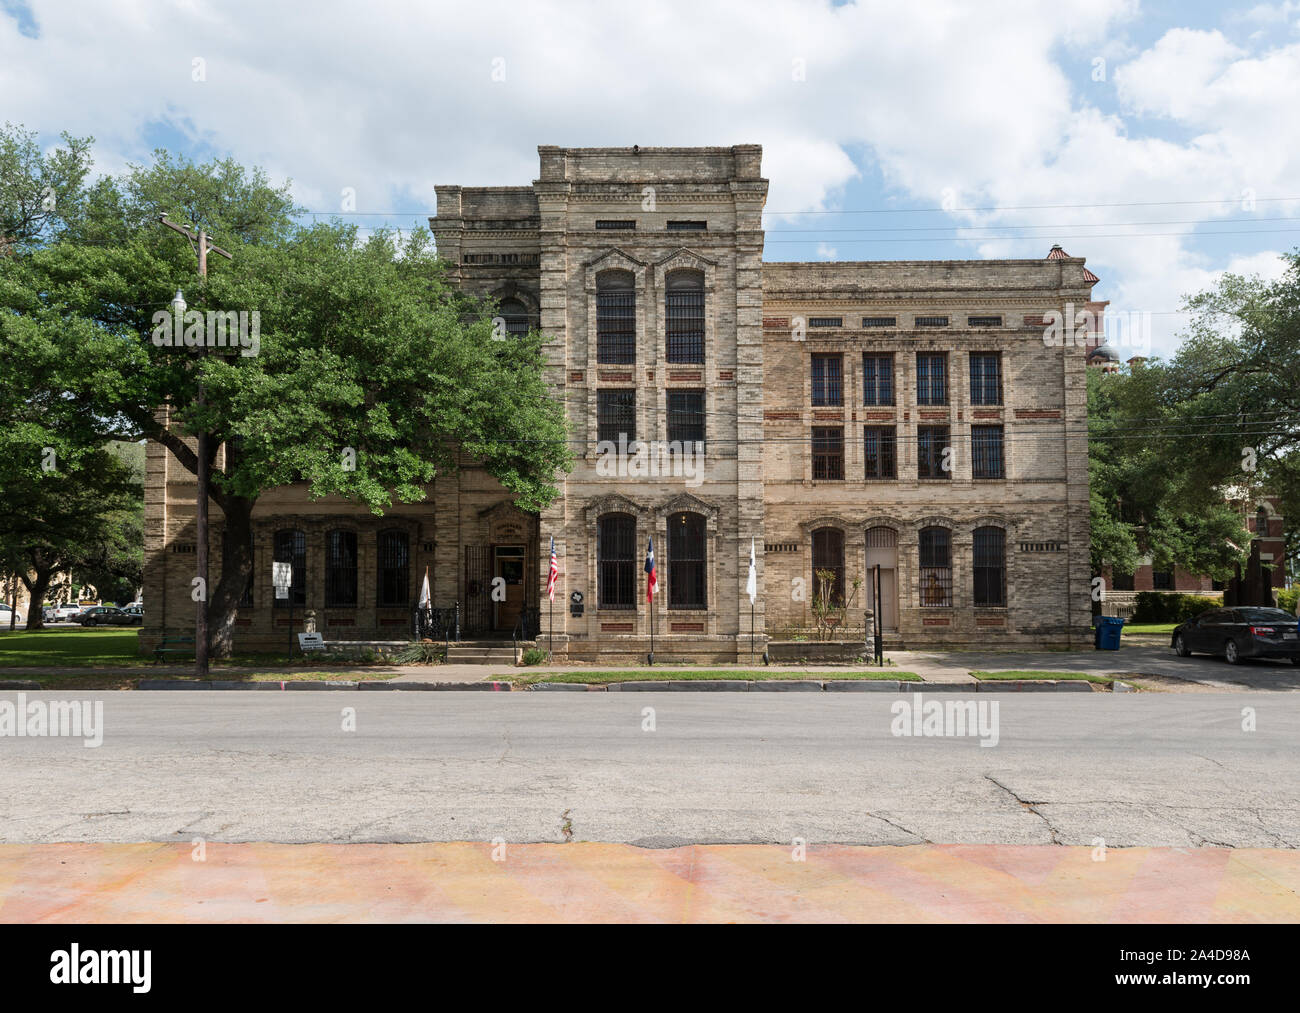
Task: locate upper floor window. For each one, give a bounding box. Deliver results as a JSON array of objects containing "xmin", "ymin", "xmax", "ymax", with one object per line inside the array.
[
  {"xmin": 596, "ymin": 271, "xmax": 635, "ymax": 364},
  {"xmin": 665, "ymin": 270, "xmax": 705, "ymax": 363},
  {"xmin": 812, "ymin": 426, "xmax": 845, "ymax": 480},
  {"xmin": 969, "ymin": 352, "xmax": 1002, "ymax": 405},
  {"xmin": 917, "ymin": 425, "xmax": 951, "ymax": 479},
  {"xmin": 917, "ymin": 353, "xmax": 948, "ymax": 405},
  {"xmin": 863, "ymin": 426, "xmax": 897, "ymax": 480},
  {"xmin": 811, "ymin": 353, "xmax": 843, "ymax": 406},
  {"xmin": 596, "ymin": 390, "xmax": 635, "ymax": 444},
  {"xmin": 915, "ymin": 316, "xmax": 949, "ymax": 328},
  {"xmin": 325, "ymin": 530, "xmax": 358, "ymax": 607},
  {"xmin": 862, "ymin": 316, "xmax": 897, "ymax": 328},
  {"xmin": 666, "ymin": 221, "xmax": 707, "ymax": 231},
  {"xmin": 1256, "ymin": 506, "xmax": 1269, "ymax": 537},
  {"xmin": 667, "ymin": 390, "xmax": 705, "ymax": 449},
  {"xmin": 273, "ymin": 529, "xmax": 306, "ymax": 608},
  {"xmin": 808, "ymin": 317, "xmax": 842, "ymax": 328},
  {"xmin": 598, "ymin": 514, "xmax": 637, "ymax": 609},
  {"xmin": 968, "ymin": 316, "xmax": 1003, "ymax": 328},
  {"xmin": 862, "ymin": 353, "xmax": 894, "ymax": 406},
  {"xmin": 972, "ymin": 425, "xmax": 1005, "ymax": 479},
  {"xmin": 498, "ymin": 298, "xmax": 529, "ymax": 339},
  {"xmin": 668, "ymin": 512, "xmax": 707, "ymax": 609},
  {"xmin": 377, "ymin": 529, "xmax": 410, "ymax": 607},
  {"xmin": 595, "ymin": 220, "xmax": 636, "ymax": 230}
]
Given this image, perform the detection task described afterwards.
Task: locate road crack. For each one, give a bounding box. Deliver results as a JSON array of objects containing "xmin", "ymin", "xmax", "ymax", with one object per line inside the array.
[{"xmin": 985, "ymin": 774, "xmax": 1060, "ymax": 844}]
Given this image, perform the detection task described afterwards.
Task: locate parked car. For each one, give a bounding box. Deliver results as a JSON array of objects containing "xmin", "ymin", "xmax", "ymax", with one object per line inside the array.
[
  {"xmin": 120, "ymin": 604, "xmax": 144, "ymax": 625},
  {"xmin": 74, "ymin": 606, "xmax": 135, "ymax": 626},
  {"xmin": 0, "ymin": 604, "xmax": 24, "ymax": 626},
  {"xmin": 1172, "ymin": 607, "xmax": 1300, "ymax": 664},
  {"xmin": 42, "ymin": 604, "xmax": 82, "ymax": 622}
]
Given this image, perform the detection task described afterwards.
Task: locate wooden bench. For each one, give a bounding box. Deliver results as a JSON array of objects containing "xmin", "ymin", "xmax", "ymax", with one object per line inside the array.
[{"xmin": 154, "ymin": 635, "xmax": 195, "ymax": 663}]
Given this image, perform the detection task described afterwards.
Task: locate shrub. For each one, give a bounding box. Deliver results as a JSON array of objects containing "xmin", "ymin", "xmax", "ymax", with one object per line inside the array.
[
  {"xmin": 1277, "ymin": 586, "xmax": 1299, "ymax": 615},
  {"xmin": 521, "ymin": 647, "xmax": 547, "ymax": 666},
  {"xmin": 1131, "ymin": 592, "xmax": 1222, "ymax": 624},
  {"xmin": 393, "ymin": 641, "xmax": 442, "ymax": 664}
]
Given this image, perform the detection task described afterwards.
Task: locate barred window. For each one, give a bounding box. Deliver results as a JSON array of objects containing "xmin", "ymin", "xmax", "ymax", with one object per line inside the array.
[
  {"xmin": 863, "ymin": 426, "xmax": 897, "ymax": 479},
  {"xmin": 665, "ymin": 270, "xmax": 705, "ymax": 363},
  {"xmin": 595, "ymin": 220, "xmax": 636, "ymax": 230},
  {"xmin": 862, "ymin": 316, "xmax": 896, "ymax": 328},
  {"xmin": 915, "ymin": 316, "xmax": 949, "ymax": 328},
  {"xmin": 325, "ymin": 530, "xmax": 358, "ymax": 607},
  {"xmin": 272, "ymin": 529, "xmax": 306, "ymax": 607},
  {"xmin": 973, "ymin": 527, "xmax": 1006, "ymax": 606},
  {"xmin": 377, "ymin": 529, "xmax": 410, "ymax": 607},
  {"xmin": 808, "ymin": 317, "xmax": 842, "ymax": 328},
  {"xmin": 811, "ymin": 353, "xmax": 843, "ymax": 406},
  {"xmin": 498, "ymin": 298, "xmax": 529, "ymax": 339},
  {"xmin": 667, "ymin": 390, "xmax": 705, "ymax": 449},
  {"xmin": 596, "ymin": 390, "xmax": 635, "ymax": 444},
  {"xmin": 919, "ymin": 526, "xmax": 952, "ymax": 607},
  {"xmin": 972, "ymin": 425, "xmax": 1005, "ymax": 479},
  {"xmin": 862, "ymin": 353, "xmax": 894, "ymax": 405},
  {"xmin": 811, "ymin": 527, "xmax": 845, "ymax": 607},
  {"xmin": 968, "ymin": 316, "xmax": 1003, "ymax": 328},
  {"xmin": 666, "ymin": 220, "xmax": 707, "ymax": 231},
  {"xmin": 668, "ymin": 512, "xmax": 707, "ymax": 609},
  {"xmin": 598, "ymin": 514, "xmax": 636, "ymax": 609},
  {"xmin": 596, "ymin": 271, "xmax": 635, "ymax": 364},
  {"xmin": 918, "ymin": 425, "xmax": 951, "ymax": 479},
  {"xmin": 969, "ymin": 352, "xmax": 1002, "ymax": 405},
  {"xmin": 917, "ymin": 353, "xmax": 948, "ymax": 405},
  {"xmin": 812, "ymin": 426, "xmax": 844, "ymax": 480}
]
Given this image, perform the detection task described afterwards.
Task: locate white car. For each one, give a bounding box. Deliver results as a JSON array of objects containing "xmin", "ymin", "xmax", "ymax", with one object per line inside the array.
[
  {"xmin": 0, "ymin": 604, "xmax": 25, "ymax": 625},
  {"xmin": 48, "ymin": 604, "xmax": 82, "ymax": 621}
]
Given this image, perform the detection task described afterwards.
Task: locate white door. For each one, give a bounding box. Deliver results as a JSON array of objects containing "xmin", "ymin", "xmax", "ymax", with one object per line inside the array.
[{"xmin": 865, "ymin": 527, "xmax": 899, "ymax": 631}]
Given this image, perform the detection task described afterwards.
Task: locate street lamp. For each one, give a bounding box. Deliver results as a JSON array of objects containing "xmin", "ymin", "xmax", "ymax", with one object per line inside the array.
[{"xmin": 171, "ymin": 289, "xmax": 186, "ymax": 319}]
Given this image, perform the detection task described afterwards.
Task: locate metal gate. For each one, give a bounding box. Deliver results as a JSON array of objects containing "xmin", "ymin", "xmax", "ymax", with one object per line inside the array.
[{"xmin": 463, "ymin": 545, "xmax": 491, "ymax": 636}]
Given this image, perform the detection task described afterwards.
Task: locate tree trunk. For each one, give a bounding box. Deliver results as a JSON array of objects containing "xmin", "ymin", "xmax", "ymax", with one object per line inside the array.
[
  {"xmin": 208, "ymin": 494, "xmax": 256, "ymax": 658},
  {"xmin": 21, "ymin": 563, "xmax": 54, "ymax": 631}
]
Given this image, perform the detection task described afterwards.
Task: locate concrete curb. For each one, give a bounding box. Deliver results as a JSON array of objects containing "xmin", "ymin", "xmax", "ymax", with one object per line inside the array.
[
  {"xmin": 750, "ymin": 680, "xmax": 823, "ymax": 692},
  {"xmin": 974, "ymin": 680, "xmax": 1097, "ymax": 692},
  {"xmin": 606, "ymin": 680, "xmax": 751, "ymax": 692},
  {"xmin": 824, "ymin": 680, "xmax": 905, "ymax": 691},
  {"xmin": 0, "ymin": 680, "xmax": 42, "ymax": 690}
]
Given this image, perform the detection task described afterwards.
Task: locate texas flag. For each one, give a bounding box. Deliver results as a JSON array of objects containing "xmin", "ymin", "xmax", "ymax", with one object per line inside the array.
[{"xmin": 645, "ymin": 536, "xmax": 657, "ymax": 603}]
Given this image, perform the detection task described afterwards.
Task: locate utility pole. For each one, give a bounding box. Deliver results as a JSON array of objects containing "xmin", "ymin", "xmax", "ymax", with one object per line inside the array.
[{"xmin": 158, "ymin": 213, "xmax": 232, "ymax": 678}]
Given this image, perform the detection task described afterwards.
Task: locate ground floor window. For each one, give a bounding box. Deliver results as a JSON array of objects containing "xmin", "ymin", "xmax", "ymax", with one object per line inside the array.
[
  {"xmin": 325, "ymin": 530, "xmax": 358, "ymax": 606},
  {"xmin": 598, "ymin": 513, "xmax": 636, "ymax": 609},
  {"xmin": 668, "ymin": 512, "xmax": 707, "ymax": 608},
  {"xmin": 377, "ymin": 529, "xmax": 410, "ymax": 606},
  {"xmin": 811, "ymin": 527, "xmax": 846, "ymax": 606},
  {"xmin": 972, "ymin": 526, "xmax": 1006, "ymax": 606},
  {"xmin": 919, "ymin": 526, "xmax": 952, "ymax": 607},
  {"xmin": 273, "ymin": 529, "xmax": 306, "ymax": 607}
]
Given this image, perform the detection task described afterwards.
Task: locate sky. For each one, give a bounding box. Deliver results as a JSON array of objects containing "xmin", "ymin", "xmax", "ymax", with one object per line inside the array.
[{"xmin": 3, "ymin": 0, "xmax": 1299, "ymax": 358}]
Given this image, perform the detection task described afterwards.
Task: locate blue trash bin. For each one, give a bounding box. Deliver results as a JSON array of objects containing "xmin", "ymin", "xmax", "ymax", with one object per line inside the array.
[{"xmin": 1095, "ymin": 615, "xmax": 1125, "ymax": 651}]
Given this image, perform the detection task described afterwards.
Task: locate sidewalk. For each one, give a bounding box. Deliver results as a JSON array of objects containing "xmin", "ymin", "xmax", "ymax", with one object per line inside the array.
[{"xmin": 3, "ymin": 842, "xmax": 1296, "ymax": 922}]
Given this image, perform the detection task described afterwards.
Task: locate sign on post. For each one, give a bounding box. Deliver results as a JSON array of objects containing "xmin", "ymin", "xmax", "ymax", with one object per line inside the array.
[
  {"xmin": 272, "ymin": 562, "xmax": 292, "ymax": 600},
  {"xmin": 297, "ymin": 632, "xmax": 325, "ymax": 652}
]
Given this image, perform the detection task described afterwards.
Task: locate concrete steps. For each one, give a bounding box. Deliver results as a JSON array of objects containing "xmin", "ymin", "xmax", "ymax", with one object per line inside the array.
[{"xmin": 445, "ymin": 640, "xmax": 528, "ymax": 664}]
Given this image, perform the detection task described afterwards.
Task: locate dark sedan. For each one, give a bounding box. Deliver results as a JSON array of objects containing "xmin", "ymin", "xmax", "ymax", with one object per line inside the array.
[
  {"xmin": 1172, "ymin": 607, "xmax": 1300, "ymax": 665},
  {"xmin": 74, "ymin": 606, "xmax": 136, "ymax": 627}
]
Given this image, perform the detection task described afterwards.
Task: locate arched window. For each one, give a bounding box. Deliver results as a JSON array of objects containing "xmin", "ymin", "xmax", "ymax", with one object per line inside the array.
[
  {"xmin": 273, "ymin": 529, "xmax": 306, "ymax": 607},
  {"xmin": 596, "ymin": 271, "xmax": 635, "ymax": 364},
  {"xmin": 377, "ymin": 530, "xmax": 410, "ymax": 607},
  {"xmin": 325, "ymin": 530, "xmax": 358, "ymax": 606},
  {"xmin": 668, "ymin": 512, "xmax": 707, "ymax": 609},
  {"xmin": 919, "ymin": 526, "xmax": 952, "ymax": 607},
  {"xmin": 498, "ymin": 298, "xmax": 529, "ymax": 339},
  {"xmin": 1256, "ymin": 506, "xmax": 1269, "ymax": 539},
  {"xmin": 811, "ymin": 527, "xmax": 845, "ymax": 607},
  {"xmin": 665, "ymin": 270, "xmax": 705, "ymax": 363},
  {"xmin": 598, "ymin": 514, "xmax": 636, "ymax": 609},
  {"xmin": 972, "ymin": 527, "xmax": 1005, "ymax": 607}
]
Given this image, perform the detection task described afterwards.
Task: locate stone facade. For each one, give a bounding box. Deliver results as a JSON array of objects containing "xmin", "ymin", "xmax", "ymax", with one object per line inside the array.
[{"xmin": 141, "ymin": 145, "xmax": 1097, "ymax": 658}]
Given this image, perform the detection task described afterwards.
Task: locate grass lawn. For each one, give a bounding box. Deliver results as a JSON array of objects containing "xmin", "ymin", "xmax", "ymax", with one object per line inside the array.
[
  {"xmin": 0, "ymin": 628, "xmax": 141, "ymax": 667},
  {"xmin": 971, "ymin": 669, "xmax": 1115, "ymax": 686},
  {"xmin": 510, "ymin": 669, "xmax": 920, "ymax": 685},
  {"xmin": 1117, "ymin": 623, "xmax": 1175, "ymax": 635}
]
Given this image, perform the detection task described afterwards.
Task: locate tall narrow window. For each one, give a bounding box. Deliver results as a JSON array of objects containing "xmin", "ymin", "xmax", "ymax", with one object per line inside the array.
[
  {"xmin": 917, "ymin": 425, "xmax": 951, "ymax": 479},
  {"xmin": 665, "ymin": 270, "xmax": 705, "ymax": 363},
  {"xmin": 377, "ymin": 529, "xmax": 410, "ymax": 606},
  {"xmin": 596, "ymin": 390, "xmax": 635, "ymax": 444},
  {"xmin": 668, "ymin": 512, "xmax": 707, "ymax": 609},
  {"xmin": 972, "ymin": 425, "xmax": 1005, "ymax": 479},
  {"xmin": 917, "ymin": 353, "xmax": 948, "ymax": 405},
  {"xmin": 863, "ymin": 426, "xmax": 897, "ymax": 479},
  {"xmin": 811, "ymin": 528, "xmax": 845, "ymax": 607},
  {"xmin": 596, "ymin": 271, "xmax": 635, "ymax": 364},
  {"xmin": 973, "ymin": 527, "xmax": 1006, "ymax": 606},
  {"xmin": 667, "ymin": 390, "xmax": 705, "ymax": 450},
  {"xmin": 862, "ymin": 353, "xmax": 894, "ymax": 406},
  {"xmin": 273, "ymin": 529, "xmax": 306, "ymax": 607},
  {"xmin": 325, "ymin": 530, "xmax": 358, "ymax": 607},
  {"xmin": 597, "ymin": 514, "xmax": 636, "ymax": 609},
  {"xmin": 1255, "ymin": 506, "xmax": 1269, "ymax": 538},
  {"xmin": 811, "ymin": 353, "xmax": 843, "ymax": 406},
  {"xmin": 498, "ymin": 298, "xmax": 530, "ymax": 339},
  {"xmin": 812, "ymin": 426, "xmax": 844, "ymax": 480},
  {"xmin": 919, "ymin": 527, "xmax": 952, "ymax": 607},
  {"xmin": 969, "ymin": 352, "xmax": 1002, "ymax": 405}
]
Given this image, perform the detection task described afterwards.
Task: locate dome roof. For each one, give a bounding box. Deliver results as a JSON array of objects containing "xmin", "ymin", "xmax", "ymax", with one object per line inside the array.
[{"xmin": 1087, "ymin": 343, "xmax": 1121, "ymax": 363}]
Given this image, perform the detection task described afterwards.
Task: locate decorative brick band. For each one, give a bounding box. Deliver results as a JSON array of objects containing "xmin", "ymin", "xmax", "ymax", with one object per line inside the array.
[
  {"xmin": 717, "ymin": 370, "xmax": 734, "ymax": 381},
  {"xmin": 764, "ymin": 410, "xmax": 801, "ymax": 420},
  {"xmin": 812, "ymin": 410, "xmax": 844, "ymax": 421},
  {"xmin": 763, "ymin": 317, "xmax": 790, "ymax": 329},
  {"xmin": 1014, "ymin": 409, "xmax": 1063, "ymax": 419},
  {"xmin": 863, "ymin": 410, "xmax": 895, "ymax": 421},
  {"xmin": 327, "ymin": 616, "xmax": 356, "ymax": 627},
  {"xmin": 922, "ymin": 617, "xmax": 951, "ymax": 626},
  {"xmin": 976, "ymin": 617, "xmax": 1006, "ymax": 627},
  {"xmin": 670, "ymin": 622, "xmax": 704, "ymax": 632},
  {"xmin": 972, "ymin": 409, "xmax": 1003, "ymax": 419},
  {"xmin": 568, "ymin": 370, "xmax": 584, "ymax": 383},
  {"xmin": 598, "ymin": 371, "xmax": 633, "ymax": 382},
  {"xmin": 668, "ymin": 370, "xmax": 702, "ymax": 382},
  {"xmin": 919, "ymin": 411, "xmax": 949, "ymax": 420},
  {"xmin": 600, "ymin": 622, "xmax": 634, "ymax": 632},
  {"xmin": 1023, "ymin": 315, "xmax": 1050, "ymax": 326}
]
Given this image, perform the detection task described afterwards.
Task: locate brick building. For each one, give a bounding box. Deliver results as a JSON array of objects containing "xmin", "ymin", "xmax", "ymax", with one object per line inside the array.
[{"xmin": 141, "ymin": 145, "xmax": 1097, "ymax": 658}]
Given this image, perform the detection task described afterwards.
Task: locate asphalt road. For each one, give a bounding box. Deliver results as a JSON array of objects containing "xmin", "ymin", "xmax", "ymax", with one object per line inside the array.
[{"xmin": 2, "ymin": 692, "xmax": 1297, "ymax": 848}]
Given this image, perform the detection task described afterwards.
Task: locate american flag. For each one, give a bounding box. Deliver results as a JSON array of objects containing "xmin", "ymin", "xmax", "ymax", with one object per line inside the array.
[
  {"xmin": 546, "ymin": 536, "xmax": 558, "ymax": 602},
  {"xmin": 645, "ymin": 536, "xmax": 657, "ymax": 603}
]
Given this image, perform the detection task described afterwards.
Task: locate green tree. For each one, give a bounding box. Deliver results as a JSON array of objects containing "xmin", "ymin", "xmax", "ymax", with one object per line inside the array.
[
  {"xmin": 1, "ymin": 134, "xmax": 570, "ymax": 654},
  {"xmin": 0, "ymin": 123, "xmax": 94, "ymax": 250}
]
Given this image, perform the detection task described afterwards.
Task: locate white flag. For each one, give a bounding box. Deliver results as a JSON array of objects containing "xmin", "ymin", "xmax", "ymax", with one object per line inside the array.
[
  {"xmin": 746, "ymin": 537, "xmax": 757, "ymax": 605},
  {"xmin": 418, "ymin": 570, "xmax": 431, "ymax": 608}
]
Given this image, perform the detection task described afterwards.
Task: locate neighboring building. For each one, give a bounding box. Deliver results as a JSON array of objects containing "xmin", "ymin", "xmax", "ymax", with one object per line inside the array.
[{"xmin": 141, "ymin": 145, "xmax": 1097, "ymax": 659}]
